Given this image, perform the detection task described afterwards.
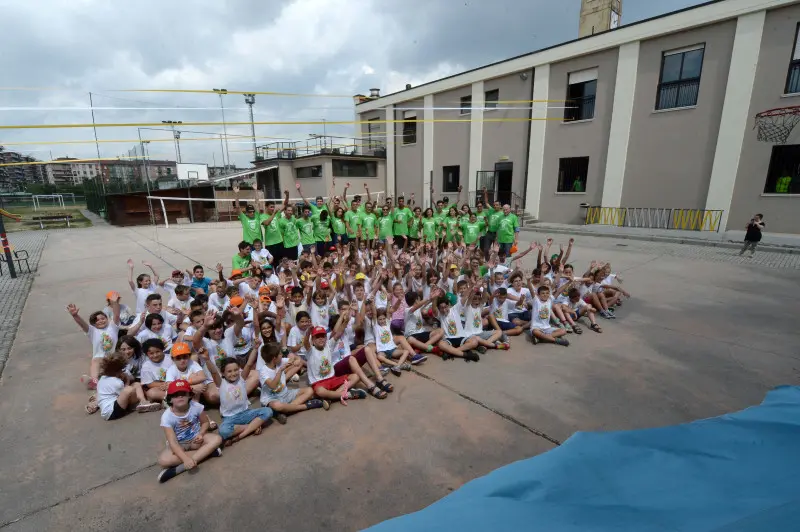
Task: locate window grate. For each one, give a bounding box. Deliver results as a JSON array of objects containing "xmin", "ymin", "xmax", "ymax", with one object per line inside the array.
[{"xmin": 557, "ymin": 157, "xmax": 589, "ymax": 193}]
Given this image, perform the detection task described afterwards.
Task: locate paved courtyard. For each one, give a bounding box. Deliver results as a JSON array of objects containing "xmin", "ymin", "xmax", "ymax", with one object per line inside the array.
[{"xmin": 0, "ymin": 222, "xmax": 799, "ymax": 531}]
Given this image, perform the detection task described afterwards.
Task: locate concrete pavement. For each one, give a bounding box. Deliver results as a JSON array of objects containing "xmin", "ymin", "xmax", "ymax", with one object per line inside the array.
[{"xmin": 0, "ymin": 222, "xmax": 798, "ymax": 531}]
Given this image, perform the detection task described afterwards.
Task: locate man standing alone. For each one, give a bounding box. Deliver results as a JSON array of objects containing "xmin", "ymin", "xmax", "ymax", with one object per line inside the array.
[{"xmin": 740, "ymin": 214, "xmax": 765, "ymax": 257}]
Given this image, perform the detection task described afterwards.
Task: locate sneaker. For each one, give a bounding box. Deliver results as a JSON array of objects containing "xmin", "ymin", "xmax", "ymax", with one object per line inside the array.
[
  {"xmin": 291, "ymin": 374, "xmax": 300, "ymax": 383},
  {"xmin": 529, "ymin": 333, "xmax": 539, "ymax": 345},
  {"xmin": 379, "ymin": 365, "xmax": 391, "ymax": 375},
  {"xmin": 211, "ymin": 447, "xmax": 223, "ymax": 458},
  {"xmin": 158, "ymin": 465, "xmax": 184, "ymax": 483},
  {"xmin": 564, "ymin": 324, "xmax": 574, "ymax": 333},
  {"xmin": 274, "ymin": 412, "xmax": 288, "ymax": 425},
  {"xmin": 431, "ymin": 346, "xmax": 443, "ymax": 355},
  {"xmin": 390, "ymin": 366, "xmax": 402, "ymax": 377},
  {"xmin": 410, "ymin": 353, "xmax": 428, "ymax": 365},
  {"xmin": 600, "ymin": 310, "xmax": 612, "ymax": 319},
  {"xmin": 495, "ymin": 342, "xmax": 510, "ymax": 350},
  {"xmin": 464, "ymin": 351, "xmax": 480, "ymax": 362},
  {"xmin": 135, "ymin": 402, "xmax": 162, "ymax": 414},
  {"xmin": 347, "ymin": 388, "xmax": 367, "ymax": 400},
  {"xmin": 306, "ymin": 399, "xmax": 324, "ymax": 410},
  {"xmin": 399, "ymin": 362, "xmax": 413, "ymax": 371},
  {"xmin": 475, "ymin": 346, "xmax": 487, "ymax": 354},
  {"xmin": 555, "ymin": 337, "xmax": 570, "ymax": 347}
]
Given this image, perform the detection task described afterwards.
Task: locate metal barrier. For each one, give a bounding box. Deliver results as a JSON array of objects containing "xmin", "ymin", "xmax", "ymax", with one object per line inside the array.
[{"xmin": 584, "ymin": 207, "xmax": 723, "ymax": 232}]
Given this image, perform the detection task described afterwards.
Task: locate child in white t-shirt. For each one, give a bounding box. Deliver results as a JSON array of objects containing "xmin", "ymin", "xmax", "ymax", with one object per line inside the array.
[
  {"xmin": 529, "ymin": 285, "xmax": 568, "ymax": 346},
  {"xmin": 287, "ymin": 311, "xmax": 312, "ymax": 360},
  {"xmin": 127, "ymin": 259, "xmax": 160, "ymax": 313},
  {"xmin": 372, "ymin": 308, "xmax": 415, "ymax": 374},
  {"xmin": 167, "ymin": 285, "xmax": 192, "ymax": 315},
  {"xmin": 250, "ymin": 239, "xmax": 273, "ymax": 268},
  {"xmin": 488, "ymin": 288, "xmax": 524, "ymax": 337},
  {"xmin": 94, "ymin": 352, "xmax": 161, "ymax": 419},
  {"xmin": 165, "ymin": 342, "xmax": 220, "ymax": 407},
  {"xmin": 140, "ymin": 338, "xmax": 174, "ymax": 402},
  {"xmin": 258, "ymin": 342, "xmax": 327, "ymax": 417},
  {"xmin": 156, "ymin": 379, "xmax": 223, "ymax": 483},
  {"xmin": 67, "ymin": 293, "xmax": 121, "ymax": 392},
  {"xmin": 305, "ymin": 326, "xmax": 366, "ymax": 405},
  {"xmin": 135, "ymin": 313, "xmax": 174, "ymax": 354},
  {"xmin": 435, "ymin": 296, "xmax": 480, "ymax": 362},
  {"xmin": 208, "ymin": 282, "xmax": 230, "ymax": 314}
]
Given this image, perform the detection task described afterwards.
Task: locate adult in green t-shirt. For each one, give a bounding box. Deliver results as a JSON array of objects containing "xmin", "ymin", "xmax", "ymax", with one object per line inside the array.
[
  {"xmin": 392, "ymin": 196, "xmax": 413, "ymax": 243},
  {"xmin": 377, "ymin": 206, "xmax": 394, "ymax": 241},
  {"xmin": 331, "ymin": 206, "xmax": 348, "ymax": 247},
  {"xmin": 232, "ymin": 240, "xmax": 253, "ymax": 277},
  {"xmin": 260, "ymin": 201, "xmax": 284, "ymax": 261},
  {"xmin": 232, "ymin": 183, "xmax": 263, "ymax": 244},
  {"xmin": 474, "ymin": 202, "xmax": 490, "ymax": 256},
  {"xmin": 295, "ymin": 206, "xmax": 316, "ymax": 253},
  {"xmin": 295, "ymin": 183, "xmax": 329, "ymax": 217},
  {"xmin": 460, "ymin": 214, "xmax": 486, "ymax": 246},
  {"xmin": 278, "ymin": 205, "xmax": 301, "ymax": 261},
  {"xmin": 421, "ymin": 208, "xmax": 438, "ymax": 244},
  {"xmin": 359, "ymin": 203, "xmax": 379, "ymax": 242},
  {"xmin": 496, "ymin": 205, "xmax": 520, "ymax": 256},
  {"xmin": 408, "ymin": 207, "xmax": 422, "ymax": 242},
  {"xmin": 442, "ymin": 207, "xmax": 461, "ymax": 243},
  {"xmin": 344, "ymin": 204, "xmax": 361, "ymax": 241},
  {"xmin": 311, "ymin": 210, "xmax": 332, "ymax": 257},
  {"xmin": 483, "ymin": 187, "xmax": 505, "ymax": 259}
]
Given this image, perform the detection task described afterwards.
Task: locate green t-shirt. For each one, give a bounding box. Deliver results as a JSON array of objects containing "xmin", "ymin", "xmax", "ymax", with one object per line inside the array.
[
  {"xmin": 409, "ymin": 216, "xmax": 421, "ymax": 239},
  {"xmin": 393, "ymin": 207, "xmax": 413, "ymax": 236},
  {"xmin": 443, "ymin": 216, "xmax": 460, "ymax": 242},
  {"xmin": 487, "ymin": 208, "xmax": 504, "ymax": 233},
  {"xmin": 359, "ymin": 212, "xmax": 378, "ymax": 239},
  {"xmin": 378, "ymin": 215, "xmax": 394, "ymax": 239},
  {"xmin": 232, "ymin": 253, "xmax": 252, "ymax": 276},
  {"xmin": 312, "ymin": 214, "xmax": 330, "ymax": 242},
  {"xmin": 461, "ymin": 220, "xmax": 485, "ymax": 245},
  {"xmin": 279, "ymin": 216, "xmax": 300, "ymax": 248},
  {"xmin": 262, "ymin": 213, "xmax": 283, "ymax": 246},
  {"xmin": 238, "ymin": 212, "xmax": 263, "ymax": 244},
  {"xmin": 309, "ymin": 203, "xmax": 328, "ymax": 216},
  {"xmin": 344, "ymin": 209, "xmax": 361, "ymax": 238},
  {"xmin": 331, "ymin": 215, "xmax": 346, "ymax": 235},
  {"xmin": 496, "ymin": 213, "xmax": 519, "ymax": 244},
  {"xmin": 296, "ymin": 217, "xmax": 315, "ymax": 245},
  {"xmin": 475, "ymin": 210, "xmax": 488, "ymax": 226},
  {"xmin": 421, "ymin": 218, "xmax": 438, "ymax": 242}
]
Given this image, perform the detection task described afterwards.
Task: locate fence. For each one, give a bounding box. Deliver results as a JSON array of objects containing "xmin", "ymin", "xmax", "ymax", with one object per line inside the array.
[{"xmin": 584, "ymin": 206, "xmax": 723, "ymax": 232}]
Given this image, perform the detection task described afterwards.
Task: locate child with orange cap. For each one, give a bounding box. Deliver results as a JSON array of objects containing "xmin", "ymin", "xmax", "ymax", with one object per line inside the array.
[
  {"xmin": 157, "ymin": 379, "xmax": 223, "ymax": 483},
  {"xmin": 165, "ymin": 342, "xmax": 220, "ymax": 407}
]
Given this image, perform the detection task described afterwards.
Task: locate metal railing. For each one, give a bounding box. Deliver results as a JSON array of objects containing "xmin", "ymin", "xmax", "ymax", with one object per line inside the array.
[
  {"xmin": 257, "ymin": 137, "xmax": 387, "ymax": 160},
  {"xmin": 656, "ymin": 79, "xmax": 700, "ymax": 110},
  {"xmin": 564, "ymin": 95, "xmax": 596, "ymax": 121},
  {"xmin": 584, "ymin": 206, "xmax": 723, "ymax": 232}
]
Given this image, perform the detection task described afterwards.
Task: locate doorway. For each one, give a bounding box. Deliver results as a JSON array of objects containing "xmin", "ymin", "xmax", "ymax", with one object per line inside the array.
[{"xmin": 494, "ymin": 162, "xmax": 513, "ymax": 205}]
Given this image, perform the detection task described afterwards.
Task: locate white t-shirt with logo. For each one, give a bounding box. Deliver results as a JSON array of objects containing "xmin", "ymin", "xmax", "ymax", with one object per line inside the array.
[
  {"xmin": 201, "ymin": 327, "xmax": 237, "ymax": 368},
  {"xmin": 133, "ymin": 286, "xmax": 158, "ymax": 313},
  {"xmin": 167, "ymin": 296, "xmax": 192, "ymax": 314},
  {"xmin": 306, "ymin": 344, "xmax": 335, "ymax": 384},
  {"xmin": 531, "ymin": 297, "xmax": 553, "ymax": 331},
  {"xmin": 287, "ymin": 326, "xmax": 309, "ymax": 359},
  {"xmin": 259, "ymin": 358, "xmax": 289, "ymax": 405},
  {"xmin": 310, "ymin": 301, "xmax": 331, "ymax": 328},
  {"xmin": 96, "ymin": 376, "xmax": 124, "ymax": 420},
  {"xmin": 165, "ymin": 360, "xmax": 208, "ymax": 384},
  {"xmin": 209, "ymin": 293, "xmax": 230, "ymax": 313},
  {"xmin": 373, "ymin": 322, "xmax": 396, "ymax": 352},
  {"xmin": 160, "ymin": 401, "xmax": 204, "ymax": 443},
  {"xmin": 490, "ymin": 299, "xmax": 511, "ymax": 324},
  {"xmin": 459, "ymin": 303, "xmax": 484, "ymax": 337},
  {"xmin": 140, "ymin": 357, "xmax": 174, "ymax": 385},
  {"xmin": 219, "ymin": 376, "xmax": 250, "ymax": 418},
  {"xmin": 231, "ymin": 325, "xmax": 255, "ymax": 357},
  {"xmin": 440, "ymin": 307, "xmax": 466, "ymax": 339},
  {"xmin": 404, "ymin": 307, "xmax": 427, "ymax": 337},
  {"xmin": 251, "ymin": 248, "xmax": 273, "ymax": 268},
  {"xmin": 328, "ymin": 335, "xmax": 350, "ymax": 365},
  {"xmin": 88, "ymin": 322, "xmax": 119, "ymax": 359},
  {"xmin": 137, "ymin": 323, "xmax": 174, "ymax": 352}
]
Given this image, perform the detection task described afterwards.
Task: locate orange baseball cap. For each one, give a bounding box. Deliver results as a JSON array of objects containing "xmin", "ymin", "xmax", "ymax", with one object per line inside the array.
[
  {"xmin": 105, "ymin": 291, "xmax": 119, "ymax": 300},
  {"xmin": 258, "ymin": 286, "xmax": 270, "ymax": 294},
  {"xmin": 171, "ymin": 342, "xmax": 191, "ymax": 357},
  {"xmin": 229, "ymin": 295, "xmax": 244, "ymax": 307},
  {"xmin": 230, "ymin": 269, "xmax": 243, "ymax": 278}
]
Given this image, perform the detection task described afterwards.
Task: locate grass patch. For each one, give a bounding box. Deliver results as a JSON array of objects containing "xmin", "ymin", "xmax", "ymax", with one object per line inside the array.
[{"xmin": 2, "ymin": 204, "xmax": 93, "ymax": 232}]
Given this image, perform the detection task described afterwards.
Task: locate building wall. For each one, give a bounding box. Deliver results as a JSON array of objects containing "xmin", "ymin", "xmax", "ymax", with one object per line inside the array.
[
  {"xmin": 432, "ymin": 87, "xmax": 471, "ymax": 201},
  {"xmin": 729, "ymin": 4, "xmax": 800, "ymax": 233},
  {"xmin": 540, "ymin": 48, "xmax": 618, "ymax": 224},
  {"xmin": 622, "ymin": 20, "xmax": 736, "ymax": 209},
  {"xmin": 481, "ymin": 70, "xmax": 534, "ymax": 202},
  {"xmin": 394, "ymin": 99, "xmax": 425, "ymax": 202}
]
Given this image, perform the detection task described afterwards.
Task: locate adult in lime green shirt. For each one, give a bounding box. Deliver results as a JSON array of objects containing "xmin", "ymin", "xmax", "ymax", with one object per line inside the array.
[
  {"xmin": 312, "ymin": 210, "xmax": 331, "ymax": 256},
  {"xmin": 496, "ymin": 206, "xmax": 519, "ymax": 255},
  {"xmin": 442, "ymin": 207, "xmax": 461, "ymax": 243},
  {"xmin": 331, "ymin": 206, "xmax": 348, "ymax": 246},
  {"xmin": 461, "ymin": 215, "xmax": 485, "ymax": 246},
  {"xmin": 344, "ymin": 206, "xmax": 361, "ymax": 240},
  {"xmin": 392, "ymin": 197, "xmax": 413, "ymax": 238},
  {"xmin": 421, "ymin": 209, "xmax": 438, "ymax": 243},
  {"xmin": 409, "ymin": 207, "xmax": 422, "ymax": 241},
  {"xmin": 296, "ymin": 206, "xmax": 316, "ymax": 252},
  {"xmin": 278, "ymin": 207, "xmax": 301, "ymax": 261},
  {"xmin": 233, "ymin": 184, "xmax": 263, "ymax": 244},
  {"xmin": 261, "ymin": 202, "xmax": 284, "ymax": 257},
  {"xmin": 377, "ymin": 206, "xmax": 394, "ymax": 241},
  {"xmin": 359, "ymin": 204, "xmax": 379, "ymax": 241}
]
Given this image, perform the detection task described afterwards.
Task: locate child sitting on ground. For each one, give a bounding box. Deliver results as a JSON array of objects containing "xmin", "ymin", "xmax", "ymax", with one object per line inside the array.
[
  {"xmin": 67, "ymin": 293, "xmax": 121, "ymax": 392},
  {"xmin": 529, "ymin": 285, "xmax": 569, "ymax": 347},
  {"xmin": 165, "ymin": 342, "xmax": 220, "ymax": 407},
  {"xmin": 304, "ymin": 326, "xmax": 367, "ymax": 405},
  {"xmin": 140, "ymin": 338, "xmax": 174, "ymax": 403},
  {"xmin": 259, "ymin": 342, "xmax": 329, "ymax": 419},
  {"xmin": 93, "ymin": 352, "xmax": 161, "ymax": 418},
  {"xmin": 156, "ymin": 379, "xmax": 223, "ymax": 483}
]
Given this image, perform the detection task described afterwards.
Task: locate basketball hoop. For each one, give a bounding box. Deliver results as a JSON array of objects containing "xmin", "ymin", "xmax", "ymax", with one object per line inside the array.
[{"xmin": 754, "ymin": 106, "xmax": 800, "ymax": 144}]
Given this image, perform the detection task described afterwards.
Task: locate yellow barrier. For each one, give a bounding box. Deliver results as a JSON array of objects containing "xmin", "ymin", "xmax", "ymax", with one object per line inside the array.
[
  {"xmin": 584, "ymin": 206, "xmax": 626, "ymax": 226},
  {"xmin": 671, "ymin": 209, "xmax": 722, "ymax": 232},
  {"xmin": 585, "ymin": 207, "xmax": 722, "ymax": 232}
]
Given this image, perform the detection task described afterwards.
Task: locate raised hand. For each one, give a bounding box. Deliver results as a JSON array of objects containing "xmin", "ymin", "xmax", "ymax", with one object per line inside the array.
[
  {"xmin": 204, "ymin": 309, "xmax": 217, "ymax": 327},
  {"xmin": 569, "ymin": 237, "xmax": 575, "ymax": 245},
  {"xmin": 529, "ymin": 241, "xmax": 536, "ymax": 250},
  {"xmin": 197, "ymin": 347, "xmax": 210, "ymax": 362},
  {"xmin": 216, "ymin": 263, "xmax": 223, "ymax": 273},
  {"xmin": 66, "ymin": 303, "xmax": 79, "ymax": 316},
  {"xmin": 232, "ymin": 184, "xmax": 240, "ymax": 194},
  {"xmin": 546, "ymin": 238, "xmax": 553, "ymax": 246},
  {"xmin": 346, "ymin": 182, "xmax": 351, "ymax": 188},
  {"xmin": 108, "ymin": 291, "xmax": 120, "ymax": 302},
  {"xmin": 126, "ymin": 258, "xmax": 134, "ymax": 269},
  {"xmin": 295, "ymin": 183, "xmax": 301, "ymax": 191}
]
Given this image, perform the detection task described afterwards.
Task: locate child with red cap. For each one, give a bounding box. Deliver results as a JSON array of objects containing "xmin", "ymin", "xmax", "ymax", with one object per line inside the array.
[
  {"xmin": 157, "ymin": 379, "xmax": 223, "ymax": 483},
  {"xmin": 304, "ymin": 326, "xmax": 367, "ymax": 405},
  {"xmin": 166, "ymin": 342, "xmax": 220, "ymax": 407}
]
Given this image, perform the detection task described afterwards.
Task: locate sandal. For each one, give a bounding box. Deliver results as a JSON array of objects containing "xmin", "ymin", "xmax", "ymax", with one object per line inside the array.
[
  {"xmin": 345, "ymin": 388, "xmax": 367, "ymax": 401},
  {"xmin": 367, "ymin": 385, "xmax": 387, "ymax": 399},
  {"xmin": 377, "ymin": 379, "xmax": 394, "ymax": 393},
  {"xmin": 573, "ymin": 324, "xmax": 583, "ymax": 334},
  {"xmin": 590, "ymin": 323, "xmax": 603, "ymax": 333}
]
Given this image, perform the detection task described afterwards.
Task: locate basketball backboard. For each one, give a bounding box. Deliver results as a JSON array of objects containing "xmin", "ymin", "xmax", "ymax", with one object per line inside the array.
[{"xmin": 177, "ymin": 163, "xmax": 210, "ymax": 181}]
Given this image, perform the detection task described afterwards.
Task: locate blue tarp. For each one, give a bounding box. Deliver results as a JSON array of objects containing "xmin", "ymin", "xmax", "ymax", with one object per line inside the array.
[{"xmin": 368, "ymin": 386, "xmax": 800, "ymax": 531}]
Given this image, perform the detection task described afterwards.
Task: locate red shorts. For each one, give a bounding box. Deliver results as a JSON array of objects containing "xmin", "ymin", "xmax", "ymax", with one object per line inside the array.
[
  {"xmin": 333, "ymin": 347, "xmax": 367, "ymax": 377},
  {"xmin": 312, "ymin": 374, "xmax": 349, "ymax": 392},
  {"xmin": 582, "ymin": 295, "xmax": 593, "ymax": 305}
]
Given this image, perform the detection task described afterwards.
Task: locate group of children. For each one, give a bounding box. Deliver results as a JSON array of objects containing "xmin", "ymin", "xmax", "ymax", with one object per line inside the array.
[{"xmin": 67, "ymin": 188, "xmax": 630, "ymax": 483}]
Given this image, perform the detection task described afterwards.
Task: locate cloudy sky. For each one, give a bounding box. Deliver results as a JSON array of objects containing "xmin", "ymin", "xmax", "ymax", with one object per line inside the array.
[{"xmin": 1, "ymin": 0, "xmax": 705, "ymax": 169}]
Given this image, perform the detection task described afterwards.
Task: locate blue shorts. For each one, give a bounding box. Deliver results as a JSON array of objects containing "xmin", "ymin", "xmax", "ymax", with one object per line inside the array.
[
  {"xmin": 380, "ymin": 347, "xmax": 397, "ymax": 359},
  {"xmin": 219, "ymin": 407, "xmax": 273, "ymax": 440},
  {"xmin": 509, "ymin": 311, "xmax": 531, "ymax": 322},
  {"xmin": 496, "ymin": 320, "xmax": 517, "ymax": 331}
]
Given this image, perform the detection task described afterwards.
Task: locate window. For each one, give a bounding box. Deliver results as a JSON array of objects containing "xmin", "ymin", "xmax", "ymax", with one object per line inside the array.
[
  {"xmin": 296, "ymin": 165, "xmax": 322, "ymax": 179},
  {"xmin": 402, "ymin": 110, "xmax": 417, "ymax": 145},
  {"xmin": 442, "ymin": 166, "xmax": 460, "ymax": 192},
  {"xmin": 557, "ymin": 157, "xmax": 589, "ymax": 193},
  {"xmin": 332, "ymin": 159, "xmax": 377, "ymax": 178},
  {"xmin": 785, "ymin": 23, "xmax": 800, "ymax": 94},
  {"xmin": 367, "ymin": 117, "xmax": 380, "ymax": 149},
  {"xmin": 764, "ymin": 144, "xmax": 800, "ymax": 194},
  {"xmin": 564, "ymin": 68, "xmax": 598, "ymax": 121},
  {"xmin": 656, "ymin": 45, "xmax": 704, "ymax": 110},
  {"xmin": 485, "ymin": 89, "xmax": 499, "ymax": 110},
  {"xmin": 460, "ymin": 96, "xmax": 472, "ymax": 115}
]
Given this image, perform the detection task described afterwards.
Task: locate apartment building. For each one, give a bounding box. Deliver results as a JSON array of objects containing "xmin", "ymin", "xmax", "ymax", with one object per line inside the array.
[{"xmin": 355, "ymin": 0, "xmax": 800, "ymax": 235}]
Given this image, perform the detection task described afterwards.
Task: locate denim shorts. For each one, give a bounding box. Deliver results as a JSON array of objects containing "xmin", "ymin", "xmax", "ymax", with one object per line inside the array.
[{"xmin": 219, "ymin": 407, "xmax": 273, "ymax": 440}]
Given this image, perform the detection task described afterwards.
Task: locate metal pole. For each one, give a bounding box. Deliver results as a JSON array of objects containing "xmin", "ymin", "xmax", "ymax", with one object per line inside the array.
[
  {"xmin": 217, "ymin": 92, "xmax": 231, "ymax": 170},
  {"xmin": 244, "ymin": 94, "xmax": 257, "ymax": 161},
  {"xmin": 138, "ymin": 130, "xmax": 155, "ymax": 225},
  {"xmin": 219, "ymin": 134, "xmax": 227, "ymax": 174},
  {"xmin": 89, "ymin": 92, "xmax": 106, "ymax": 195},
  {"xmin": 174, "ymin": 130, "xmax": 182, "ymax": 163},
  {"xmin": 0, "ymin": 215, "xmax": 16, "ymax": 279}
]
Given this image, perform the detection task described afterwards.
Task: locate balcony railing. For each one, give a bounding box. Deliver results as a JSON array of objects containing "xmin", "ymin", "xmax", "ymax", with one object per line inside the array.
[
  {"xmin": 564, "ymin": 95, "xmax": 596, "ymax": 121},
  {"xmin": 656, "ymin": 79, "xmax": 700, "ymax": 110},
  {"xmin": 256, "ymin": 136, "xmax": 387, "ymax": 161}
]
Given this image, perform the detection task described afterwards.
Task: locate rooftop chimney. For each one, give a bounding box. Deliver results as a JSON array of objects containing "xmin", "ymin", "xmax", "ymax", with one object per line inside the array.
[
  {"xmin": 406, "ymin": 84, "xmax": 412, "ymax": 90},
  {"xmin": 369, "ymin": 88, "xmax": 381, "ymax": 98}
]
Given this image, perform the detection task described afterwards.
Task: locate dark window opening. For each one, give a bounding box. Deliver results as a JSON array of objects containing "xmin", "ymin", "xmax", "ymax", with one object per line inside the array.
[
  {"xmin": 785, "ymin": 23, "xmax": 800, "ymax": 94},
  {"xmin": 460, "ymin": 96, "xmax": 472, "ymax": 115},
  {"xmin": 485, "ymin": 89, "xmax": 499, "ymax": 109},
  {"xmin": 557, "ymin": 157, "xmax": 589, "ymax": 193},
  {"xmin": 764, "ymin": 144, "xmax": 800, "ymax": 194},
  {"xmin": 332, "ymin": 159, "xmax": 377, "ymax": 178},
  {"xmin": 442, "ymin": 165, "xmax": 460, "ymax": 193},
  {"xmin": 565, "ymin": 79, "xmax": 597, "ymax": 121},
  {"xmin": 296, "ymin": 165, "xmax": 323, "ymax": 179},
  {"xmin": 402, "ymin": 112, "xmax": 417, "ymax": 145},
  {"xmin": 656, "ymin": 46, "xmax": 704, "ymax": 110}
]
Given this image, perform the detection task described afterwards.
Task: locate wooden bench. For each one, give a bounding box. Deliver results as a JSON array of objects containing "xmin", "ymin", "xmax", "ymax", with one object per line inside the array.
[{"xmin": 30, "ymin": 214, "xmax": 74, "ymax": 229}]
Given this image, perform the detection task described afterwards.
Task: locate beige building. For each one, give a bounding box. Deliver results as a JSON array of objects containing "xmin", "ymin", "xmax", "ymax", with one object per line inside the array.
[{"xmin": 355, "ymin": 0, "xmax": 800, "ymax": 236}]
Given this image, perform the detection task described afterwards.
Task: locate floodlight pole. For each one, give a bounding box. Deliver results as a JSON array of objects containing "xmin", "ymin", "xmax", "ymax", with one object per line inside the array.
[
  {"xmin": 213, "ymin": 88, "xmax": 231, "ymax": 173},
  {"xmin": 138, "ymin": 129, "xmax": 155, "ymax": 225},
  {"xmin": 244, "ymin": 93, "xmax": 257, "ymax": 162}
]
